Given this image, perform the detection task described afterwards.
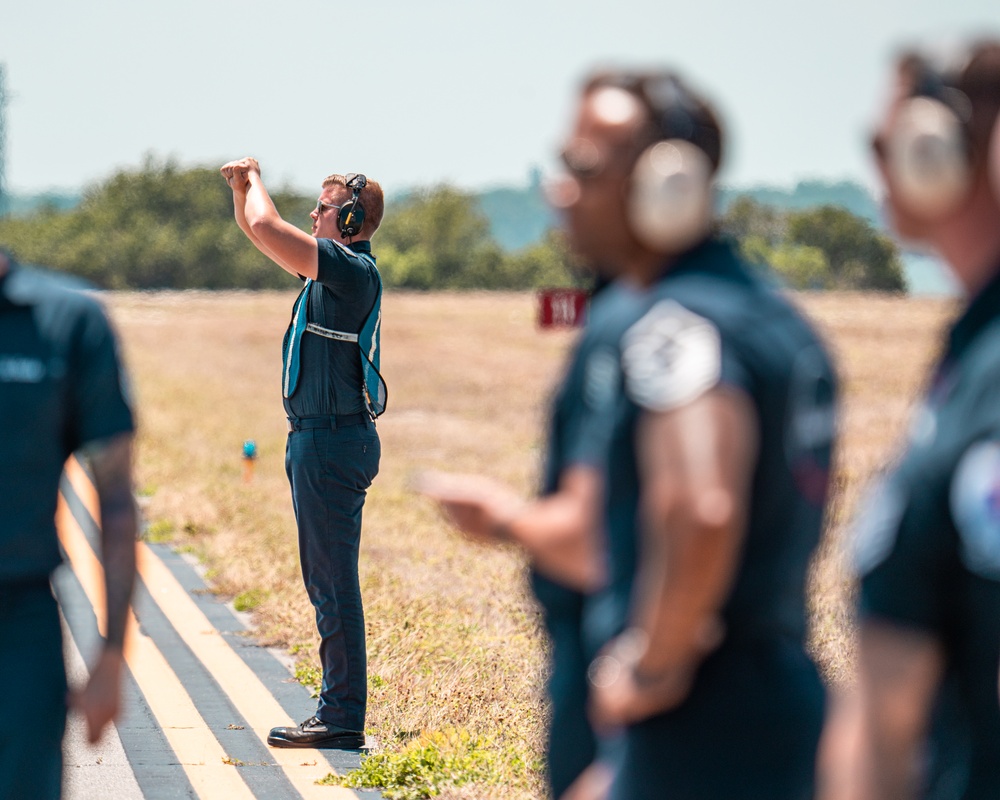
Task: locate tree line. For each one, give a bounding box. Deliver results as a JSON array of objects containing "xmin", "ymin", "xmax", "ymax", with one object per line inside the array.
[{"xmin": 0, "ymin": 158, "xmax": 904, "ymax": 292}]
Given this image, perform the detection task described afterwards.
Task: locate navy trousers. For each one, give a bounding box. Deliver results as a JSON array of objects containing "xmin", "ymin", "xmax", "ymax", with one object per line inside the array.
[
  {"xmin": 285, "ymin": 420, "xmax": 380, "ymax": 731},
  {"xmin": 609, "ymin": 637, "xmax": 824, "ymax": 800},
  {"xmin": 0, "ymin": 580, "xmax": 66, "ymax": 800},
  {"xmin": 530, "ymin": 571, "xmax": 599, "ymax": 798}
]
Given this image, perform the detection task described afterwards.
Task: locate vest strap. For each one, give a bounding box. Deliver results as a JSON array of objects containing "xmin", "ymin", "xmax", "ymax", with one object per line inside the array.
[{"xmin": 305, "ymin": 322, "xmax": 359, "ymax": 343}]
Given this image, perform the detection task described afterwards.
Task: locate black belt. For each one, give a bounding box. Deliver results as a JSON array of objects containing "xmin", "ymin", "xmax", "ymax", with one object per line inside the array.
[{"xmin": 286, "ymin": 413, "xmax": 370, "ymax": 433}]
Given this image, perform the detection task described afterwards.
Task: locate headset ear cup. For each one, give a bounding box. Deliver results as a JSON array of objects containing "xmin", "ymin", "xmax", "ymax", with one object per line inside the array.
[
  {"xmin": 338, "ymin": 200, "xmax": 366, "ymax": 237},
  {"xmin": 888, "ymin": 96, "xmax": 971, "ymax": 219},
  {"xmin": 627, "ymin": 139, "xmax": 713, "ymax": 253},
  {"xmin": 989, "ymin": 111, "xmax": 1000, "ymax": 202}
]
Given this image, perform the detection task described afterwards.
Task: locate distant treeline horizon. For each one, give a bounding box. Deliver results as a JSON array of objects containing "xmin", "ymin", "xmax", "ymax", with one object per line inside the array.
[
  {"xmin": 0, "ymin": 159, "xmax": 905, "ymax": 293},
  {"xmin": 3, "ymin": 173, "xmax": 881, "ymax": 252}
]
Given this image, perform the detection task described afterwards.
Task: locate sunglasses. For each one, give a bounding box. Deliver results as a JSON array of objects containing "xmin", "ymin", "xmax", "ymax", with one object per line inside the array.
[
  {"xmin": 315, "ymin": 200, "xmax": 344, "ymax": 217},
  {"xmin": 559, "ymin": 138, "xmax": 637, "ymax": 182}
]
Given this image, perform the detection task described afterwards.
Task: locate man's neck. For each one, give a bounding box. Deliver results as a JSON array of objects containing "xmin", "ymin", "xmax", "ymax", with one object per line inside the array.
[
  {"xmin": 623, "ymin": 248, "xmax": 672, "ymax": 287},
  {"xmin": 933, "ymin": 189, "xmax": 1000, "ymax": 296}
]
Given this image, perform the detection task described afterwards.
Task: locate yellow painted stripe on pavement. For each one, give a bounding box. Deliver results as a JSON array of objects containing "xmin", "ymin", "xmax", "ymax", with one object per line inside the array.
[
  {"xmin": 62, "ymin": 457, "xmax": 360, "ymax": 799},
  {"xmin": 65, "ymin": 455, "xmax": 100, "ymax": 524},
  {"xmin": 56, "ymin": 496, "xmax": 256, "ymax": 800},
  {"xmin": 135, "ymin": 542, "xmax": 360, "ymax": 799}
]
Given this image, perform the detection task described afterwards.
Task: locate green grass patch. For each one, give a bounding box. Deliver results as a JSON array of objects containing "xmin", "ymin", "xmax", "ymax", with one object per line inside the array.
[
  {"xmin": 233, "ymin": 588, "xmax": 268, "ymax": 613},
  {"xmin": 293, "ymin": 658, "xmax": 322, "ymax": 698},
  {"xmin": 318, "ymin": 728, "xmax": 523, "ymax": 799},
  {"xmin": 144, "ymin": 519, "xmax": 175, "ymax": 543}
]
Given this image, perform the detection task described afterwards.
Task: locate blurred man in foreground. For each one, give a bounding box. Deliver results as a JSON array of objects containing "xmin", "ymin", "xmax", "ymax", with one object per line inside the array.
[
  {"xmin": 424, "ymin": 69, "xmax": 838, "ymax": 799},
  {"xmin": 831, "ymin": 40, "xmax": 1000, "ymax": 800},
  {"xmin": 0, "ymin": 248, "xmax": 137, "ymax": 798}
]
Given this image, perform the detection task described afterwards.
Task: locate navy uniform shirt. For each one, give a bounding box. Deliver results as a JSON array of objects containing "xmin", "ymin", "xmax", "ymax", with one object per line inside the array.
[
  {"xmin": 0, "ymin": 262, "xmax": 134, "ymax": 584},
  {"xmin": 283, "ymin": 239, "xmax": 380, "ymax": 417},
  {"xmin": 582, "ymin": 238, "xmax": 837, "ymax": 797},
  {"xmin": 532, "ymin": 280, "xmax": 638, "ymax": 797},
  {"xmin": 857, "ymin": 266, "xmax": 1000, "ymax": 800}
]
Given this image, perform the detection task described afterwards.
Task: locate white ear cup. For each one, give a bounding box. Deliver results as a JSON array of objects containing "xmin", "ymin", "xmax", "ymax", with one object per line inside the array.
[
  {"xmin": 989, "ymin": 111, "xmax": 1000, "ymax": 201},
  {"xmin": 888, "ymin": 96, "xmax": 971, "ymax": 218},
  {"xmin": 627, "ymin": 139, "xmax": 713, "ymax": 253}
]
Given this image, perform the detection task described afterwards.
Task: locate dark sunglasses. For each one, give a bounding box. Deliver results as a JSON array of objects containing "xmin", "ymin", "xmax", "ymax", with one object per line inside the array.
[
  {"xmin": 315, "ymin": 200, "xmax": 344, "ymax": 216},
  {"xmin": 559, "ymin": 138, "xmax": 636, "ymax": 182}
]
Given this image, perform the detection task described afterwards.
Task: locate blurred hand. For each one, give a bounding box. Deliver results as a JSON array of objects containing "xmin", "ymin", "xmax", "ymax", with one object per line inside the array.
[
  {"xmin": 588, "ymin": 631, "xmax": 693, "ymax": 730},
  {"xmin": 560, "ymin": 761, "xmax": 615, "ymax": 800},
  {"xmin": 70, "ymin": 648, "xmax": 125, "ymax": 744},
  {"xmin": 415, "ymin": 470, "xmax": 524, "ymax": 545}
]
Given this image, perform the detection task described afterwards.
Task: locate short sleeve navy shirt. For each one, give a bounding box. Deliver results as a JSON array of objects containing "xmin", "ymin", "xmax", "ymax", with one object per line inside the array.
[
  {"xmin": 534, "ymin": 281, "xmax": 637, "ymax": 624},
  {"xmin": 0, "ymin": 262, "xmax": 134, "ymax": 583},
  {"xmin": 283, "ymin": 239, "xmax": 381, "ymax": 417},
  {"xmin": 857, "ymin": 268, "xmax": 1000, "ymax": 799},
  {"xmin": 583, "ymin": 238, "xmax": 838, "ymax": 652},
  {"xmin": 532, "ymin": 280, "xmax": 639, "ymax": 797}
]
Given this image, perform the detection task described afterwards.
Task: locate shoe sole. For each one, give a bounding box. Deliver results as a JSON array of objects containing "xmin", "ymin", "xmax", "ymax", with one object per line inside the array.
[{"xmin": 267, "ymin": 734, "xmax": 366, "ymax": 750}]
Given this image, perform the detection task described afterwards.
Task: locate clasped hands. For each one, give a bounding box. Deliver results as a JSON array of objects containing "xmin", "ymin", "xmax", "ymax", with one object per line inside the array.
[{"xmin": 220, "ymin": 157, "xmax": 261, "ymax": 192}]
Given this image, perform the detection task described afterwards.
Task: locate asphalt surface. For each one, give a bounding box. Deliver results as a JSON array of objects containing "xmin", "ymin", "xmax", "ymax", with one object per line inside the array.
[{"xmin": 56, "ymin": 456, "xmax": 383, "ymax": 799}]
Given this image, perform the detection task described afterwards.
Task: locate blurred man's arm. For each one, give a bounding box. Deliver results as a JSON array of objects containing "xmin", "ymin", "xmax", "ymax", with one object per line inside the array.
[
  {"xmin": 419, "ymin": 464, "xmax": 605, "ymax": 592},
  {"xmin": 591, "ymin": 388, "xmax": 757, "ymax": 725},
  {"xmin": 222, "ymin": 158, "xmax": 318, "ymax": 279},
  {"xmin": 854, "ymin": 620, "xmax": 945, "ymax": 799},
  {"xmin": 73, "ymin": 432, "xmax": 137, "ymax": 743}
]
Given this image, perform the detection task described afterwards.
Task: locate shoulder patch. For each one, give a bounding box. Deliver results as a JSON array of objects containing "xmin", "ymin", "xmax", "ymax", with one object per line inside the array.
[
  {"xmin": 950, "ymin": 440, "xmax": 1000, "ymax": 579},
  {"xmin": 852, "ymin": 477, "xmax": 908, "ymax": 575},
  {"xmin": 583, "ymin": 345, "xmax": 620, "ymax": 414},
  {"xmin": 620, "ymin": 299, "xmax": 721, "ymax": 412}
]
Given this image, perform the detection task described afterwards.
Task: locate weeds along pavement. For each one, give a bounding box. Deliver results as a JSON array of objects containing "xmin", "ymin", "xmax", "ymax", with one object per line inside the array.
[{"xmin": 103, "ymin": 288, "xmax": 955, "ymax": 799}]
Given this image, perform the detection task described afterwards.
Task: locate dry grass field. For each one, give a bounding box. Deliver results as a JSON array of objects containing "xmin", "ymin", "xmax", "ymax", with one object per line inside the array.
[{"xmin": 104, "ymin": 288, "xmax": 957, "ymax": 799}]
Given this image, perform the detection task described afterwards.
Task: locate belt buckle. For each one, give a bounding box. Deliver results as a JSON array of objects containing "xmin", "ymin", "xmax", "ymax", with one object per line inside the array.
[{"xmin": 286, "ymin": 418, "xmax": 295, "ymax": 433}]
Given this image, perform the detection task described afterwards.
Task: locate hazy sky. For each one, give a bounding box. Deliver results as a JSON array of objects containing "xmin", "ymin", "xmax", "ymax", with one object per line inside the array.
[{"xmin": 2, "ymin": 0, "xmax": 998, "ymax": 197}]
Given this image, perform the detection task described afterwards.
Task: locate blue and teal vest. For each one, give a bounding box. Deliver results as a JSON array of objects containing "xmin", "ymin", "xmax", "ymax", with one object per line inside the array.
[{"xmin": 282, "ymin": 252, "xmax": 387, "ymax": 418}]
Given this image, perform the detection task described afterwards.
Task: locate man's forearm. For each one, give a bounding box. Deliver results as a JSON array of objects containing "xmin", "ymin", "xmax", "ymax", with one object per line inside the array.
[
  {"xmin": 99, "ymin": 497, "xmax": 137, "ymax": 649},
  {"xmin": 232, "ymin": 188, "xmax": 255, "ymax": 240},
  {"xmin": 631, "ymin": 392, "xmax": 756, "ymax": 684},
  {"xmin": 505, "ymin": 495, "xmax": 605, "ymax": 592},
  {"xmin": 244, "ymin": 172, "xmax": 282, "ymax": 231},
  {"xmin": 629, "ymin": 513, "xmax": 734, "ymax": 679},
  {"xmin": 85, "ymin": 433, "xmax": 138, "ymax": 650}
]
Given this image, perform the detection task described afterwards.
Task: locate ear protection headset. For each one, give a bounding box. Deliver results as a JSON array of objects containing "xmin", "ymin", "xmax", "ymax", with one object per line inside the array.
[
  {"xmin": 622, "ymin": 74, "xmax": 720, "ymax": 254},
  {"xmin": 991, "ymin": 110, "xmax": 1000, "ymax": 199},
  {"xmin": 338, "ymin": 173, "xmax": 368, "ymax": 238},
  {"xmin": 882, "ymin": 53, "xmax": 974, "ymax": 220}
]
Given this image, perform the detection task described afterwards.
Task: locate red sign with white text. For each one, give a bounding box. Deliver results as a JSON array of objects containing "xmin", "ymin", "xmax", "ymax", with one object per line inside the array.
[{"xmin": 537, "ymin": 289, "xmax": 588, "ymax": 329}]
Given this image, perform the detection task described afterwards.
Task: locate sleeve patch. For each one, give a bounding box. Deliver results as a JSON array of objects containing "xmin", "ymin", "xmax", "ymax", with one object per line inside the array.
[
  {"xmin": 620, "ymin": 299, "xmax": 721, "ymax": 412},
  {"xmin": 852, "ymin": 477, "xmax": 907, "ymax": 575},
  {"xmin": 950, "ymin": 440, "xmax": 1000, "ymax": 579},
  {"xmin": 583, "ymin": 345, "xmax": 620, "ymax": 414}
]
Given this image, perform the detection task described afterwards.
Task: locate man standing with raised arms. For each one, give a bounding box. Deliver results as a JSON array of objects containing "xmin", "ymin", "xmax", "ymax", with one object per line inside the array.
[{"xmin": 221, "ymin": 158, "xmax": 386, "ymax": 749}]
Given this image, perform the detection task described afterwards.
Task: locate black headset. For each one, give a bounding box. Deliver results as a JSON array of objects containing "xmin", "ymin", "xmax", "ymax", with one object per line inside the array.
[
  {"xmin": 338, "ymin": 173, "xmax": 368, "ymax": 238},
  {"xmin": 881, "ymin": 52, "xmax": 975, "ymax": 219}
]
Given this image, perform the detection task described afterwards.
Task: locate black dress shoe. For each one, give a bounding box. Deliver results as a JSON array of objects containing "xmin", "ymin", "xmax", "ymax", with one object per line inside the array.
[{"xmin": 267, "ymin": 716, "xmax": 365, "ymax": 749}]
